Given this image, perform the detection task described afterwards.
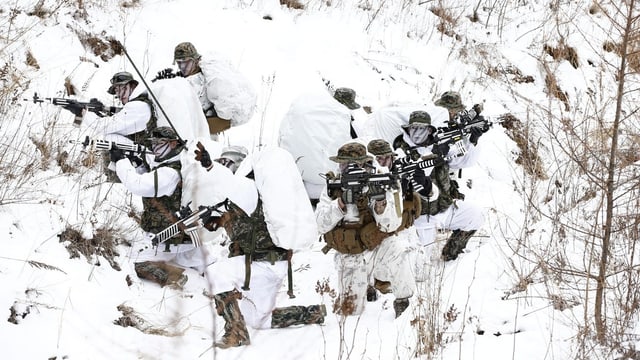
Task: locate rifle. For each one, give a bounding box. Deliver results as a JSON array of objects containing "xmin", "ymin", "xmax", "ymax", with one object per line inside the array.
[
  {"xmin": 324, "ymin": 163, "xmax": 400, "ymax": 201},
  {"xmin": 392, "ymin": 155, "xmax": 445, "ymax": 194},
  {"xmin": 433, "ymin": 106, "xmax": 493, "ymax": 146},
  {"xmin": 151, "ymin": 199, "xmax": 230, "ymax": 247},
  {"xmin": 69, "ymin": 136, "xmax": 150, "ymax": 155},
  {"xmin": 69, "ymin": 136, "xmax": 150, "ymax": 168},
  {"xmin": 24, "ymin": 93, "xmax": 121, "ymax": 124}
]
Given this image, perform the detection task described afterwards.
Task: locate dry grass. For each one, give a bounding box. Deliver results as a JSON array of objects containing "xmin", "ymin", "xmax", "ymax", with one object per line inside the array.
[
  {"xmin": 281, "ymin": 0, "xmax": 305, "ymax": 10},
  {"xmin": 499, "ymin": 113, "xmax": 548, "ymax": 180},
  {"xmin": 58, "ymin": 225, "xmax": 123, "ymax": 271}
]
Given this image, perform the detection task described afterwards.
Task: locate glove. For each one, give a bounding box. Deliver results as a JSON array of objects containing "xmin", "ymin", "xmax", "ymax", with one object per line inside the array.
[
  {"xmin": 432, "ymin": 142, "xmax": 450, "ymax": 156},
  {"xmin": 109, "ymin": 146, "xmax": 125, "ymax": 163},
  {"xmin": 126, "ymin": 154, "xmax": 144, "ymax": 168},
  {"xmin": 194, "ymin": 141, "xmax": 212, "ymax": 168},
  {"xmin": 469, "ymin": 127, "xmax": 483, "ymax": 145},
  {"xmin": 472, "ymin": 103, "xmax": 483, "ymax": 116},
  {"xmin": 413, "ymin": 168, "xmax": 432, "ymax": 197},
  {"xmin": 62, "ymin": 103, "xmax": 84, "ymax": 117}
]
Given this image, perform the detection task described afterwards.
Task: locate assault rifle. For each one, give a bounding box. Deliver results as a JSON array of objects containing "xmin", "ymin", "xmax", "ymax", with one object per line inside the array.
[
  {"xmin": 392, "ymin": 155, "xmax": 445, "ymax": 194},
  {"xmin": 24, "ymin": 93, "xmax": 121, "ymax": 124},
  {"xmin": 324, "ymin": 164, "xmax": 400, "ymax": 201},
  {"xmin": 151, "ymin": 199, "xmax": 230, "ymax": 247},
  {"xmin": 433, "ymin": 107, "xmax": 493, "ymax": 146},
  {"xmin": 69, "ymin": 136, "xmax": 150, "ymax": 155}
]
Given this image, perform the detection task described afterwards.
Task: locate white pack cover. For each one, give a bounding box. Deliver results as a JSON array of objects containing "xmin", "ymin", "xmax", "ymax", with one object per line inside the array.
[
  {"xmin": 147, "ymin": 77, "xmax": 210, "ymax": 141},
  {"xmin": 365, "ymin": 104, "xmax": 449, "ymax": 145},
  {"xmin": 235, "ymin": 146, "xmax": 318, "ymax": 252},
  {"xmin": 179, "ymin": 137, "xmax": 259, "ymax": 246},
  {"xmin": 200, "ymin": 52, "xmax": 257, "ymax": 126},
  {"xmin": 278, "ymin": 91, "xmax": 352, "ymax": 192}
]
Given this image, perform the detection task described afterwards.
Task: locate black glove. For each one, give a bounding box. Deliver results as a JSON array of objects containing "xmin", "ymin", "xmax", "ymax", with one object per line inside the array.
[
  {"xmin": 109, "ymin": 146, "xmax": 126, "ymax": 163},
  {"xmin": 469, "ymin": 127, "xmax": 483, "ymax": 145},
  {"xmin": 62, "ymin": 103, "xmax": 84, "ymax": 117},
  {"xmin": 126, "ymin": 154, "xmax": 144, "ymax": 168},
  {"xmin": 194, "ymin": 141, "xmax": 212, "ymax": 168},
  {"xmin": 413, "ymin": 168, "xmax": 432, "ymax": 197},
  {"xmin": 432, "ymin": 142, "xmax": 450, "ymax": 156}
]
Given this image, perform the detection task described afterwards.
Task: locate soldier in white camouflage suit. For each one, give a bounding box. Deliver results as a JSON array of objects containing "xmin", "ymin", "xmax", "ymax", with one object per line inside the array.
[
  {"xmin": 315, "ymin": 142, "xmax": 415, "ymax": 318},
  {"xmin": 193, "ymin": 143, "xmax": 326, "ymax": 348}
]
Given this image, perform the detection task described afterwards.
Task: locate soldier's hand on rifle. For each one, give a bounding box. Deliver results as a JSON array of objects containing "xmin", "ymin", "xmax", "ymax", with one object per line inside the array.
[
  {"xmin": 194, "ymin": 141, "xmax": 213, "ymax": 169},
  {"xmin": 469, "ymin": 127, "xmax": 483, "ymax": 145},
  {"xmin": 62, "ymin": 103, "xmax": 85, "ymax": 117},
  {"xmin": 109, "ymin": 146, "xmax": 126, "ymax": 163},
  {"xmin": 432, "ymin": 142, "xmax": 450, "ymax": 156},
  {"xmin": 413, "ymin": 168, "xmax": 433, "ymax": 197}
]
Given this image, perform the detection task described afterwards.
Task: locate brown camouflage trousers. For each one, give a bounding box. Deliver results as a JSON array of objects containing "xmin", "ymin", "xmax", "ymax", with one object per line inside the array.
[{"xmin": 271, "ymin": 305, "xmax": 326, "ymax": 328}]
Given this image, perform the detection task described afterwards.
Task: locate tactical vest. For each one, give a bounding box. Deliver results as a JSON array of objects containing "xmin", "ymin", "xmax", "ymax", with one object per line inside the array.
[
  {"xmin": 323, "ymin": 184, "xmax": 412, "ymax": 255},
  {"xmin": 221, "ymin": 199, "xmax": 295, "ymax": 297},
  {"xmin": 126, "ymin": 93, "xmax": 158, "ymax": 146},
  {"xmin": 140, "ymin": 161, "xmax": 187, "ymax": 244}
]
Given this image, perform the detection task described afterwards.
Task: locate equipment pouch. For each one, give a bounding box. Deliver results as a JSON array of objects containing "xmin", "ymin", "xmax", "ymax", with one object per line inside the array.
[
  {"xmin": 360, "ymin": 222, "xmax": 387, "ymax": 250},
  {"xmin": 324, "ymin": 228, "xmax": 366, "ymax": 254}
]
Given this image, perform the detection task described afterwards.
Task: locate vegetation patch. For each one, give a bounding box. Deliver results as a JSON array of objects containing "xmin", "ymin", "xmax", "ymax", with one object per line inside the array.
[
  {"xmin": 74, "ymin": 31, "xmax": 124, "ymax": 62},
  {"xmin": 281, "ymin": 0, "xmax": 305, "ymax": 10},
  {"xmin": 499, "ymin": 113, "xmax": 548, "ymax": 180},
  {"xmin": 543, "ymin": 42, "xmax": 579, "ymax": 69},
  {"xmin": 58, "ymin": 226, "xmax": 122, "ymax": 271}
]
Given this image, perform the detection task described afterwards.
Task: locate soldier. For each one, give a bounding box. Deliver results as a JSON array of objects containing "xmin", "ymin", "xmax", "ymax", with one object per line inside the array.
[
  {"xmin": 394, "ymin": 111, "xmax": 484, "ymax": 261},
  {"xmin": 171, "ymin": 42, "xmax": 256, "ymax": 136},
  {"xmin": 83, "ymin": 71, "xmax": 156, "ymax": 146},
  {"xmin": 81, "ymin": 71, "xmax": 158, "ymax": 181},
  {"xmin": 315, "ymin": 142, "xmax": 415, "ymax": 318},
  {"xmin": 110, "ymin": 126, "xmax": 189, "ymax": 251},
  {"xmin": 193, "ymin": 143, "xmax": 325, "ymax": 348},
  {"xmin": 333, "ymin": 87, "xmax": 368, "ymax": 139}
]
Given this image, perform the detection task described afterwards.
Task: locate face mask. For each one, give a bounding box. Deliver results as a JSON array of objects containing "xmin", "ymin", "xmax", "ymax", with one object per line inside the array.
[
  {"xmin": 115, "ymin": 84, "xmax": 132, "ymax": 105},
  {"xmin": 177, "ymin": 59, "xmax": 196, "ymax": 76},
  {"xmin": 408, "ymin": 126, "xmax": 433, "ymax": 145},
  {"xmin": 152, "ymin": 141, "xmax": 171, "ymax": 161}
]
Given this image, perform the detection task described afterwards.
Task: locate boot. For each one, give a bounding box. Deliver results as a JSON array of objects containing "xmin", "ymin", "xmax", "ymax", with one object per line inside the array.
[
  {"xmin": 441, "ymin": 230, "xmax": 476, "ymax": 261},
  {"xmin": 271, "ymin": 305, "xmax": 327, "ymax": 328},
  {"xmin": 374, "ymin": 279, "xmax": 392, "ymax": 294},
  {"xmin": 213, "ymin": 290, "xmax": 250, "ymax": 348},
  {"xmin": 393, "ymin": 298, "xmax": 409, "ymax": 318}
]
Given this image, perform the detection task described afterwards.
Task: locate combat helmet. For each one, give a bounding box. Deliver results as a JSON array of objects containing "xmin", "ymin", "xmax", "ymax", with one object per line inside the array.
[{"xmin": 173, "ymin": 42, "xmax": 201, "ymax": 64}]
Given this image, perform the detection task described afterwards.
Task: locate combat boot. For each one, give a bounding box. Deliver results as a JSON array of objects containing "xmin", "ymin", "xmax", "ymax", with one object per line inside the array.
[
  {"xmin": 271, "ymin": 304, "xmax": 327, "ymax": 328},
  {"xmin": 213, "ymin": 289, "xmax": 250, "ymax": 348},
  {"xmin": 374, "ymin": 279, "xmax": 392, "ymax": 294},
  {"xmin": 441, "ymin": 230, "xmax": 476, "ymax": 261},
  {"xmin": 393, "ymin": 298, "xmax": 409, "ymax": 318}
]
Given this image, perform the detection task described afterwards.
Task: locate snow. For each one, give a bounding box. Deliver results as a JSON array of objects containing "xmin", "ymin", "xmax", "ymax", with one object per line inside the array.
[{"xmin": 1, "ymin": 0, "xmax": 633, "ymax": 359}]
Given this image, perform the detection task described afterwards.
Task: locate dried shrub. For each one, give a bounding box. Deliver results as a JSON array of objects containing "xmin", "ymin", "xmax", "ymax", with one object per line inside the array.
[
  {"xmin": 543, "ymin": 42, "xmax": 580, "ymax": 69},
  {"xmin": 486, "ymin": 64, "xmax": 535, "ymax": 83},
  {"xmin": 544, "ymin": 73, "xmax": 570, "ymax": 111},
  {"xmin": 499, "ymin": 113, "xmax": 548, "ymax": 180},
  {"xmin": 430, "ymin": 6, "xmax": 457, "ymax": 38},
  {"xmin": 25, "ymin": 51, "xmax": 39, "ymax": 69},
  {"xmin": 120, "ymin": 0, "xmax": 141, "ymax": 8},
  {"xmin": 27, "ymin": 0, "xmax": 49, "ymax": 18},
  {"xmin": 74, "ymin": 31, "xmax": 124, "ymax": 62},
  {"xmin": 281, "ymin": 0, "xmax": 305, "ymax": 10},
  {"xmin": 602, "ymin": 33, "xmax": 640, "ymax": 74},
  {"xmin": 64, "ymin": 77, "xmax": 77, "ymax": 96},
  {"xmin": 58, "ymin": 225, "xmax": 122, "ymax": 271}
]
